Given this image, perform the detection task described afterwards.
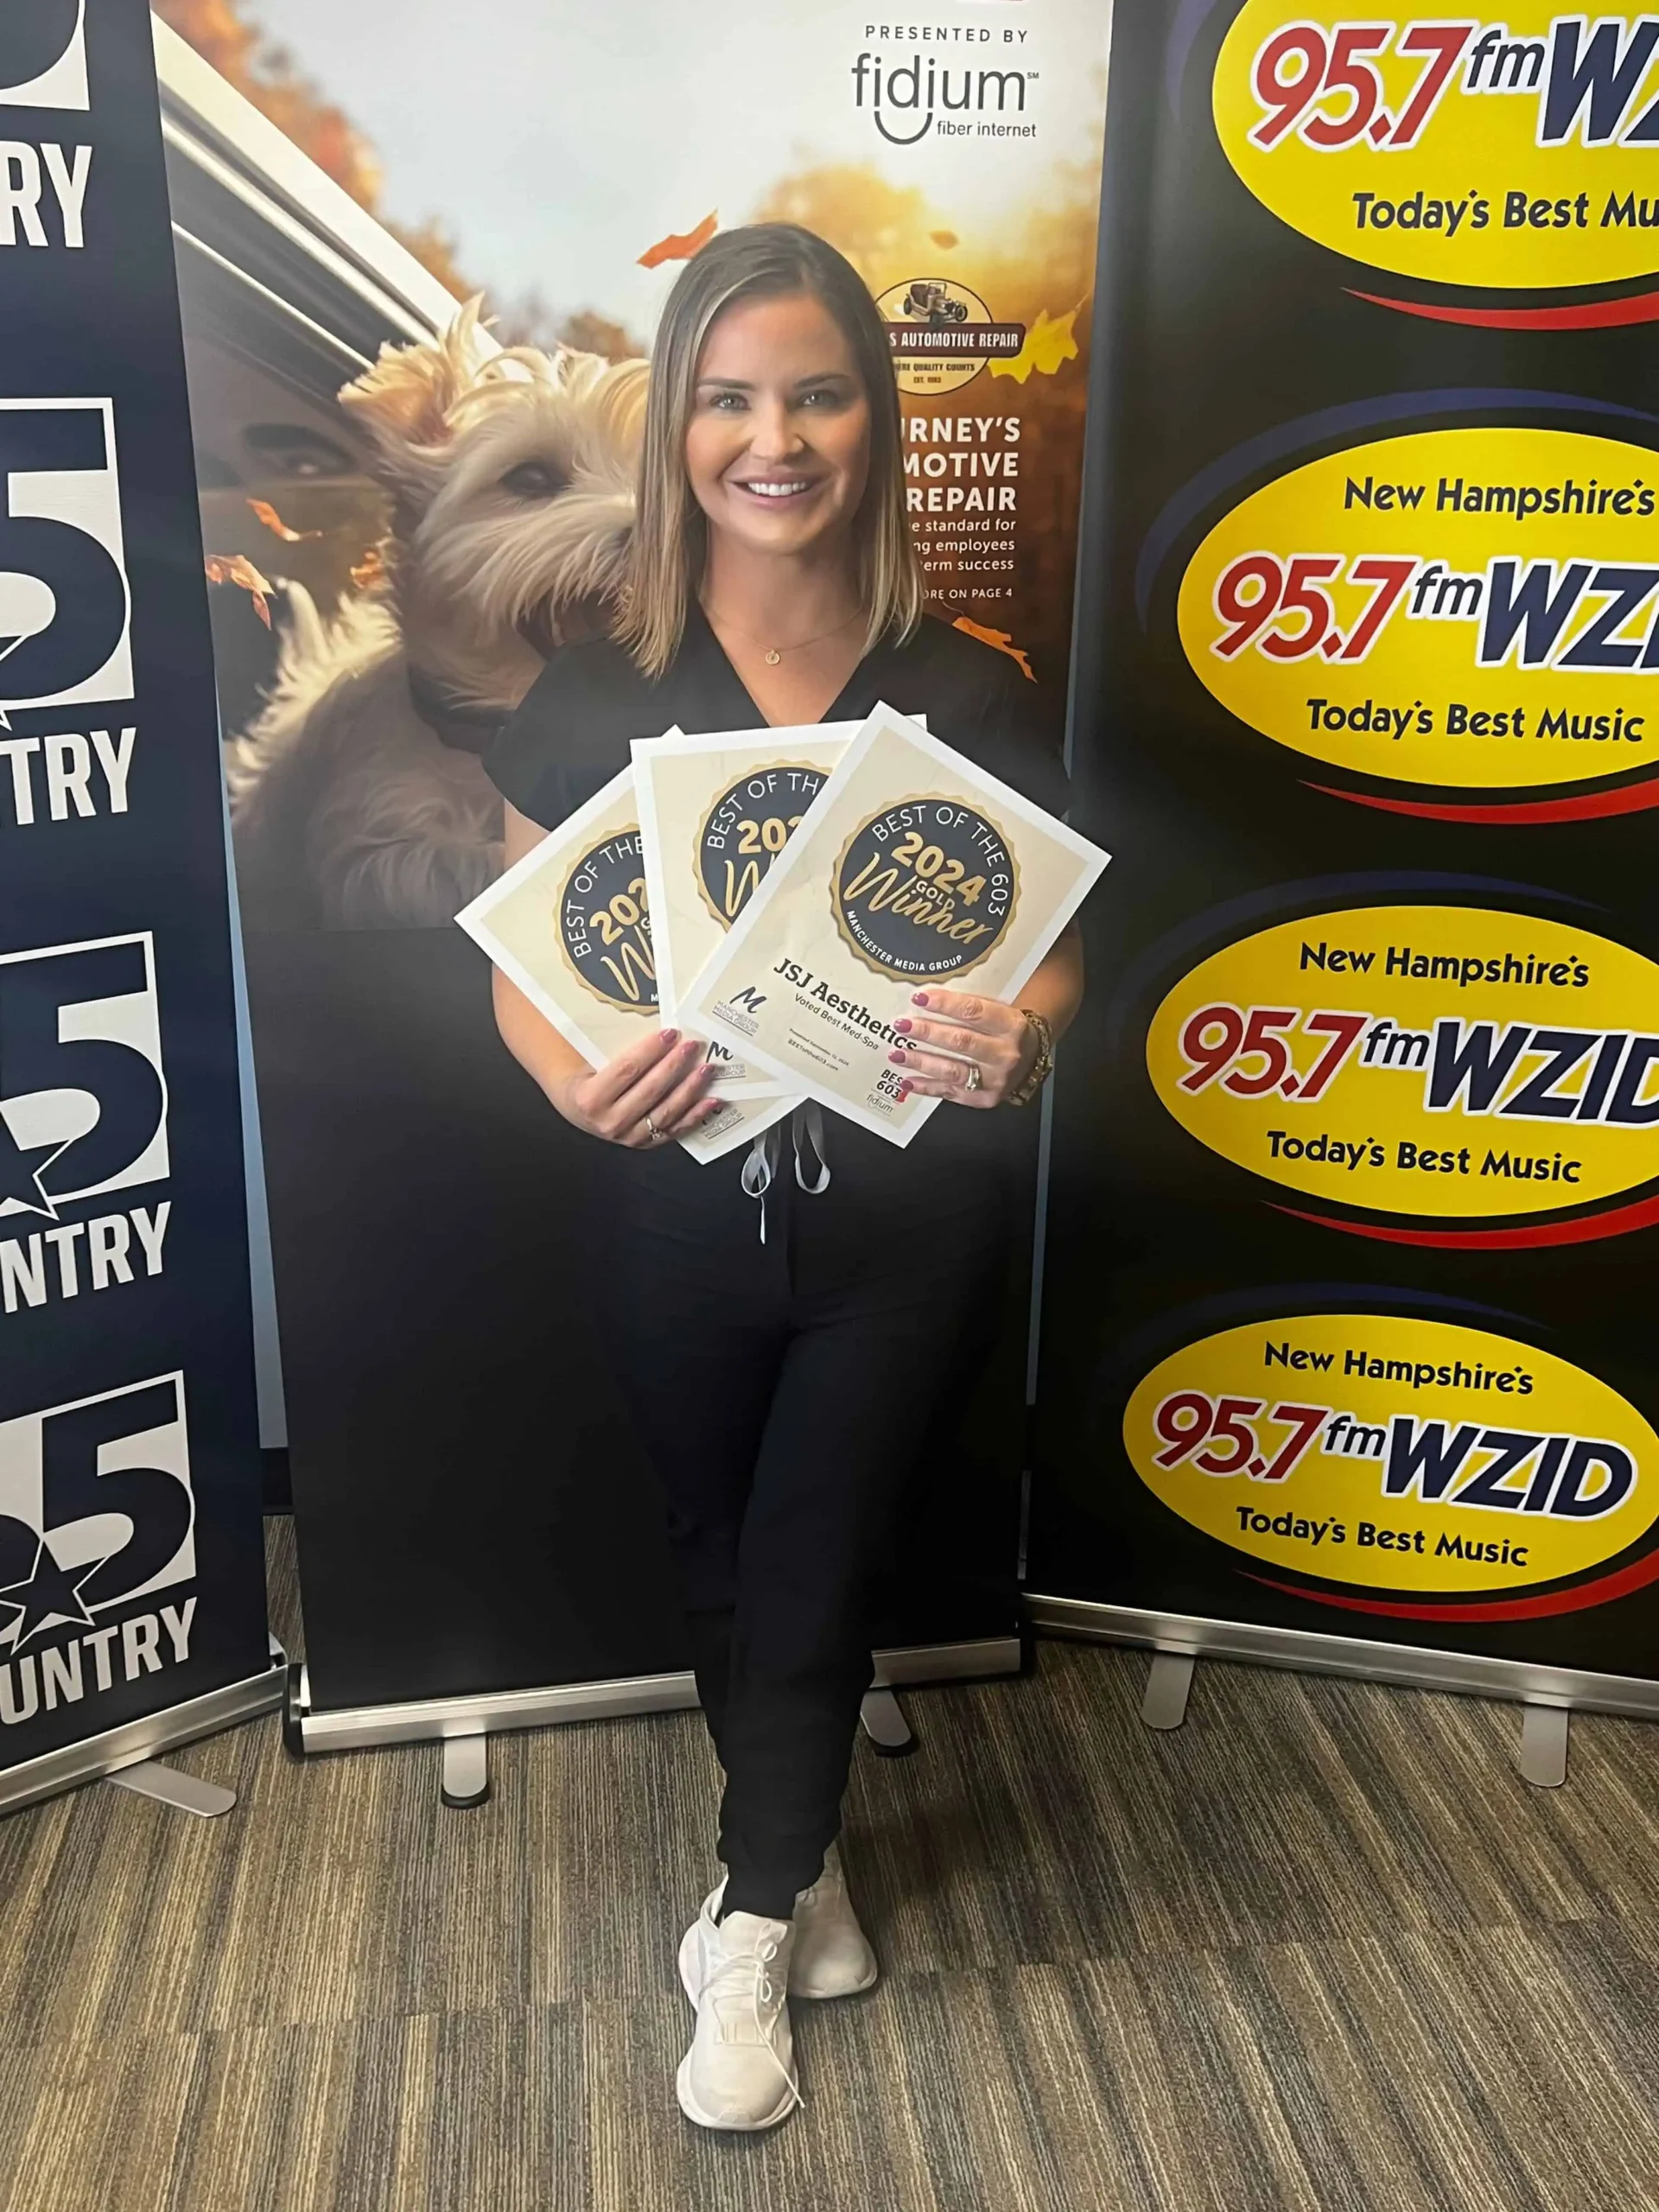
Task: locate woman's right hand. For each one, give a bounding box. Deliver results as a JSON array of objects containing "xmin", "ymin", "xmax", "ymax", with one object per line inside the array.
[{"xmin": 556, "ymin": 1027, "xmax": 721, "ymax": 1149}]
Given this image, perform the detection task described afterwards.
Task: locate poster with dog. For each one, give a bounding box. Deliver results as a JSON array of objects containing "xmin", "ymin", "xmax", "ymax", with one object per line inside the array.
[
  {"xmin": 167, "ymin": 0, "xmax": 1116, "ymax": 1719},
  {"xmin": 210, "ymin": 0, "xmax": 1114, "ymax": 937}
]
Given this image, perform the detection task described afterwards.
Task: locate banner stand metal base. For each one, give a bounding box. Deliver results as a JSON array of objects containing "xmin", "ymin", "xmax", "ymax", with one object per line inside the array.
[
  {"xmin": 439, "ymin": 1732, "xmax": 491, "ymax": 1809},
  {"xmin": 418, "ymin": 1689, "xmax": 918, "ymax": 1808},
  {"xmin": 1027, "ymin": 1597, "xmax": 1659, "ymax": 1790},
  {"xmin": 0, "ymin": 1641, "xmax": 287, "ymax": 1821},
  {"xmin": 858, "ymin": 1688, "xmax": 916, "ymax": 1757},
  {"xmin": 105, "ymin": 1758, "xmax": 240, "ymax": 1818},
  {"xmin": 1140, "ymin": 1649, "xmax": 1194, "ymax": 1732},
  {"xmin": 1519, "ymin": 1702, "xmax": 1571, "ymax": 1789},
  {"xmin": 286, "ymin": 1636, "xmax": 1018, "ymax": 1801}
]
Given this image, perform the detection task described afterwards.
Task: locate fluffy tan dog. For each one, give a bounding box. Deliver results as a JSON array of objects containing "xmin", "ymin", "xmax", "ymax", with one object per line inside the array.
[{"xmin": 229, "ymin": 304, "xmax": 646, "ymax": 930}]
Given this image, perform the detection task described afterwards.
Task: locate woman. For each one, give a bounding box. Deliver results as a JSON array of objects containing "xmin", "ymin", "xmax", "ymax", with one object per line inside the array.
[{"xmin": 486, "ymin": 224, "xmax": 1084, "ymax": 2132}]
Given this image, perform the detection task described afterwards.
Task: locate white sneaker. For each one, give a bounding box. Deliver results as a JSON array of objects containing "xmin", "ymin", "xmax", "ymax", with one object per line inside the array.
[
  {"xmin": 791, "ymin": 1842, "xmax": 879, "ymax": 1999},
  {"xmin": 677, "ymin": 1892, "xmax": 803, "ymax": 2132}
]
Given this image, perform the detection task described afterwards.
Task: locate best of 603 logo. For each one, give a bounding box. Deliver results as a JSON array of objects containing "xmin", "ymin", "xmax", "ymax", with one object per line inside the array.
[
  {"xmin": 0, "ymin": 934, "xmax": 168, "ymax": 1223},
  {"xmin": 1144, "ymin": 902, "xmax": 1659, "ymax": 1248},
  {"xmin": 559, "ymin": 829, "xmax": 657, "ymax": 1013},
  {"xmin": 1211, "ymin": 3, "xmax": 1659, "ymax": 321},
  {"xmin": 832, "ymin": 798, "xmax": 1017, "ymax": 981},
  {"xmin": 698, "ymin": 763, "xmax": 828, "ymax": 927}
]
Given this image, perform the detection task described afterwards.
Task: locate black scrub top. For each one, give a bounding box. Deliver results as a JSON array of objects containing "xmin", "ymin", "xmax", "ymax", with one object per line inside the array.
[
  {"xmin": 486, "ymin": 603, "xmax": 1070, "ymax": 830},
  {"xmin": 483, "ymin": 606, "xmax": 1071, "ymax": 1213}
]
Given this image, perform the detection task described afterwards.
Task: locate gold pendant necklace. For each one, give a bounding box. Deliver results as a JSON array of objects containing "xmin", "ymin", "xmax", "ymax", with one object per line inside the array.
[{"xmin": 706, "ymin": 605, "xmax": 862, "ymax": 670}]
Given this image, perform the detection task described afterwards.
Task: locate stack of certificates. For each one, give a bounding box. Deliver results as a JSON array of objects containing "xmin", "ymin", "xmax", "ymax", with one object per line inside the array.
[{"xmin": 457, "ymin": 702, "xmax": 1108, "ymax": 1160}]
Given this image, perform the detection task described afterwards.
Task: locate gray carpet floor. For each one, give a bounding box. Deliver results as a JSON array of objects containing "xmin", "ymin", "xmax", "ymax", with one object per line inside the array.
[{"xmin": 0, "ymin": 1522, "xmax": 1657, "ymax": 2210}]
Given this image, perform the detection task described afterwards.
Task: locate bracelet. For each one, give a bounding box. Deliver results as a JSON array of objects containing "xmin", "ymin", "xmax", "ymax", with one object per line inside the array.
[{"xmin": 1007, "ymin": 1008, "xmax": 1054, "ymax": 1106}]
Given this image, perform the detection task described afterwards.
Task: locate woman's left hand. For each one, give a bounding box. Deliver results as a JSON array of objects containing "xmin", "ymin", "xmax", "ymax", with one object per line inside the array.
[{"xmin": 886, "ymin": 987, "xmax": 1036, "ymax": 1109}]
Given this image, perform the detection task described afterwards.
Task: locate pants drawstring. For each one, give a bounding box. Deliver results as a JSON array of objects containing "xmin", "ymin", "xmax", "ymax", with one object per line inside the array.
[
  {"xmin": 792, "ymin": 1102, "xmax": 831, "ymax": 1195},
  {"xmin": 741, "ymin": 1124, "xmax": 781, "ymax": 1245},
  {"xmin": 742, "ymin": 1105, "xmax": 831, "ymax": 1243}
]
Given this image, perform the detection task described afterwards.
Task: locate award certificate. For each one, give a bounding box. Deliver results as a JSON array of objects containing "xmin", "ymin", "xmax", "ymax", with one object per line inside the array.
[
  {"xmin": 455, "ymin": 764, "xmax": 788, "ymax": 1164},
  {"xmin": 632, "ymin": 721, "xmax": 867, "ymax": 1104},
  {"xmin": 681, "ymin": 704, "xmax": 1109, "ymax": 1147}
]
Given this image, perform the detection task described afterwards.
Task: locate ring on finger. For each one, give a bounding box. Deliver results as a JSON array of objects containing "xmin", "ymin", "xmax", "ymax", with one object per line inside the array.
[
  {"xmin": 643, "ymin": 1112, "xmax": 663, "ymax": 1142},
  {"xmin": 964, "ymin": 1062, "xmax": 982, "ymax": 1092}
]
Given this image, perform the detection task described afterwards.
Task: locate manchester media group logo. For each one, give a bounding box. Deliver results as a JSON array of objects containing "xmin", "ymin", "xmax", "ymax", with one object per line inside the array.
[{"xmin": 0, "ymin": 0, "xmax": 88, "ymax": 112}]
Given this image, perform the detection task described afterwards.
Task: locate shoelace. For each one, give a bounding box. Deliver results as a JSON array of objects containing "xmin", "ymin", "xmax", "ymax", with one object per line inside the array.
[
  {"xmin": 700, "ymin": 1930, "xmax": 806, "ymax": 2113},
  {"xmin": 741, "ymin": 1103, "xmax": 831, "ymax": 1244}
]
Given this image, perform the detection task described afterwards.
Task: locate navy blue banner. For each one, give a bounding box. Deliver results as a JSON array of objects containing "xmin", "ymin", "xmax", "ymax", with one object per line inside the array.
[{"xmin": 0, "ymin": 0, "xmax": 266, "ymax": 1759}]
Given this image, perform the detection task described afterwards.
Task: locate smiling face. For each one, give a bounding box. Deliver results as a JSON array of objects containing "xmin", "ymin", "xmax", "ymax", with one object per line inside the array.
[{"xmin": 683, "ymin": 290, "xmax": 873, "ymax": 565}]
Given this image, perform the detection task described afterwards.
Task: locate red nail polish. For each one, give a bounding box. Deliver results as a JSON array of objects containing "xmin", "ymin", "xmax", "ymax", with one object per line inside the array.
[
  {"xmin": 912, "ymin": 993, "xmax": 929, "ymax": 1007},
  {"xmin": 889, "ymin": 1050, "xmax": 906, "ymax": 1064},
  {"xmin": 662, "ymin": 1028, "xmax": 679, "ymax": 1046},
  {"xmin": 895, "ymin": 1019, "xmax": 912, "ymax": 1033},
  {"xmin": 898, "ymin": 1084, "xmax": 911, "ymax": 1101}
]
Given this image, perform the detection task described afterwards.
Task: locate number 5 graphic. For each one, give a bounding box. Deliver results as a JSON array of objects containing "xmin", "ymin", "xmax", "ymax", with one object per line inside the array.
[
  {"xmin": 0, "ymin": 400, "xmax": 131, "ymax": 713},
  {"xmin": 0, "ymin": 935, "xmax": 168, "ymax": 1219},
  {"xmin": 0, "ymin": 0, "xmax": 87, "ymax": 111},
  {"xmin": 40, "ymin": 1380, "xmax": 193, "ymax": 1611},
  {"xmin": 0, "ymin": 1375, "xmax": 195, "ymax": 1654}
]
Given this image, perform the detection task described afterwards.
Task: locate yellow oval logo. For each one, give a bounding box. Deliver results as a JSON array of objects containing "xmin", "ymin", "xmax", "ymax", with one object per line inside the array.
[
  {"xmin": 1214, "ymin": 3, "xmax": 1659, "ymax": 291},
  {"xmin": 1146, "ymin": 906, "xmax": 1659, "ymax": 1227},
  {"xmin": 1126, "ymin": 1314, "xmax": 1659, "ymax": 1597},
  {"xmin": 1176, "ymin": 428, "xmax": 1659, "ymax": 798}
]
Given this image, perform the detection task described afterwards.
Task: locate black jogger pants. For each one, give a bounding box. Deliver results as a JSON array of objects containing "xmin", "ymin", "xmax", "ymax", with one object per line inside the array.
[{"xmin": 598, "ymin": 1116, "xmax": 1008, "ymax": 1920}]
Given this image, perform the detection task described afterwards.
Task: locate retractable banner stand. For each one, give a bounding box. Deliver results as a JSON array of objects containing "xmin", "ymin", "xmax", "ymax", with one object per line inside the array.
[
  {"xmin": 0, "ymin": 0, "xmax": 276, "ymax": 1812},
  {"xmin": 231, "ymin": 2, "xmax": 1116, "ymax": 1759},
  {"xmin": 1029, "ymin": 1, "xmax": 1659, "ymax": 1722}
]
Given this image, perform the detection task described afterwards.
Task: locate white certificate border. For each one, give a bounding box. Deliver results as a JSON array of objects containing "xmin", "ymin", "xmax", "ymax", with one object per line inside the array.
[
  {"xmin": 456, "ymin": 760, "xmax": 640, "ymax": 1074},
  {"xmin": 632, "ymin": 720, "xmax": 869, "ymax": 1024},
  {"xmin": 630, "ymin": 723, "xmax": 688, "ymax": 1021},
  {"xmin": 681, "ymin": 702, "xmax": 1109, "ymax": 1147},
  {"xmin": 633, "ymin": 723, "xmax": 797, "ymax": 1103},
  {"xmin": 456, "ymin": 764, "xmax": 796, "ymax": 1164}
]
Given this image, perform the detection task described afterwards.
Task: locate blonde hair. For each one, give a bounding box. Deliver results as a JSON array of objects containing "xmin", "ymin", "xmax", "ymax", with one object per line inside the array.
[{"xmin": 620, "ymin": 224, "xmax": 925, "ymax": 677}]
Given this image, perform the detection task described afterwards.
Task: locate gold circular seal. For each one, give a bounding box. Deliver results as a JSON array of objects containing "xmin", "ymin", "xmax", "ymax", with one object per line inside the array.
[
  {"xmin": 831, "ymin": 795, "xmax": 1018, "ymax": 982},
  {"xmin": 557, "ymin": 829, "xmax": 656, "ymax": 1012},
  {"xmin": 695, "ymin": 760, "xmax": 828, "ymax": 930}
]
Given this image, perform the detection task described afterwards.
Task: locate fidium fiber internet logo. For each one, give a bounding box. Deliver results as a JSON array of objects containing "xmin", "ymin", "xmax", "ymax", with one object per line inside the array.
[{"xmin": 851, "ymin": 53, "xmax": 1037, "ymax": 144}]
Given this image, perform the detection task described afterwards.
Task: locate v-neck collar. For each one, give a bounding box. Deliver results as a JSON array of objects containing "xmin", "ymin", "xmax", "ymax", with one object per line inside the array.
[{"xmin": 680, "ymin": 599, "xmax": 893, "ymax": 732}]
